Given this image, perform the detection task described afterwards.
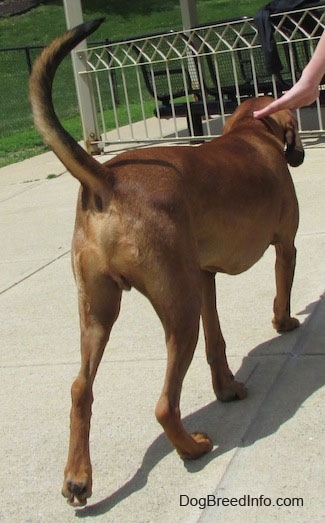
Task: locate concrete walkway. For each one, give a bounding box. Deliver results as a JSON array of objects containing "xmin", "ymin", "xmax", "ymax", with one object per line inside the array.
[{"xmin": 0, "ymin": 138, "xmax": 324, "ymax": 522}]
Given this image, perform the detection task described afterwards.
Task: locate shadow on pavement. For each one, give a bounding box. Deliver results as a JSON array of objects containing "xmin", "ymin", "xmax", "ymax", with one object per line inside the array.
[{"xmin": 75, "ymin": 293, "xmax": 324, "ymax": 517}]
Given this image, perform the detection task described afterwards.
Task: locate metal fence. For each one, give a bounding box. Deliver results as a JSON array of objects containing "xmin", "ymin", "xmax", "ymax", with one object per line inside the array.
[
  {"xmin": 76, "ymin": 5, "xmax": 325, "ymax": 150},
  {"xmin": 1, "ymin": 5, "xmax": 324, "ymax": 145},
  {"xmin": 1, "ymin": 45, "xmax": 38, "ymax": 137},
  {"xmin": 0, "ymin": 43, "xmax": 80, "ymax": 138}
]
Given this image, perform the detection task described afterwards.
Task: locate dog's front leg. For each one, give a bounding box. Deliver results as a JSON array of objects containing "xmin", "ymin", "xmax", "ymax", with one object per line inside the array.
[
  {"xmin": 272, "ymin": 241, "xmax": 300, "ymax": 333},
  {"xmin": 62, "ymin": 252, "xmax": 122, "ymax": 506},
  {"xmin": 201, "ymin": 270, "xmax": 247, "ymax": 402}
]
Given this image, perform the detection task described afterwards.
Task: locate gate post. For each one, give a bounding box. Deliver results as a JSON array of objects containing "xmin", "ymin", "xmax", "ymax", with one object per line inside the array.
[
  {"xmin": 179, "ymin": 0, "xmax": 198, "ymax": 29},
  {"xmin": 63, "ymin": 0, "xmax": 101, "ymax": 154}
]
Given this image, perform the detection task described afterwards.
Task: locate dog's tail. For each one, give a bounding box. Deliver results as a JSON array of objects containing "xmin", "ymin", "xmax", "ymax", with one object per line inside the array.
[{"xmin": 29, "ymin": 19, "xmax": 107, "ymax": 189}]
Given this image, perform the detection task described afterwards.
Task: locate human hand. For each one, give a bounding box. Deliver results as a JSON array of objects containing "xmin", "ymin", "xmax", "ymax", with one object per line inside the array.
[{"xmin": 253, "ymin": 76, "xmax": 320, "ymax": 119}]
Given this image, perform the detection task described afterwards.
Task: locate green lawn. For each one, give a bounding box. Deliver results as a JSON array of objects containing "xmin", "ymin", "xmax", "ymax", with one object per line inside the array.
[{"xmin": 0, "ymin": 0, "xmax": 264, "ymax": 167}]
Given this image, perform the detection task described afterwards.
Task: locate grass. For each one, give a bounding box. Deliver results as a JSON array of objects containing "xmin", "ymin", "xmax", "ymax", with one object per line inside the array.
[
  {"xmin": 0, "ymin": 131, "xmax": 47, "ymax": 167},
  {"xmin": 0, "ymin": 0, "xmax": 264, "ymax": 167}
]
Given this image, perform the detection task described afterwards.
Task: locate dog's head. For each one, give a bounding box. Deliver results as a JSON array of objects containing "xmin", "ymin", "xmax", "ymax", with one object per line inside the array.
[{"xmin": 223, "ymin": 97, "xmax": 305, "ymax": 167}]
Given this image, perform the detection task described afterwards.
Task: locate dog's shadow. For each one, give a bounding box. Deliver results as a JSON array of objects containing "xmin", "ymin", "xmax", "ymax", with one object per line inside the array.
[{"xmin": 76, "ymin": 295, "xmax": 325, "ymax": 517}]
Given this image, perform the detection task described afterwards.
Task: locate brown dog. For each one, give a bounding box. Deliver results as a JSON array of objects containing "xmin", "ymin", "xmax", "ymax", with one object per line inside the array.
[{"xmin": 29, "ymin": 20, "xmax": 304, "ymax": 506}]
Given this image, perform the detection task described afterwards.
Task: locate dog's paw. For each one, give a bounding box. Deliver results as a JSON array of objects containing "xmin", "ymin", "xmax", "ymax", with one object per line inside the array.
[
  {"xmin": 273, "ymin": 316, "xmax": 300, "ymax": 333},
  {"xmin": 216, "ymin": 379, "xmax": 248, "ymax": 402},
  {"xmin": 177, "ymin": 432, "xmax": 213, "ymax": 460},
  {"xmin": 62, "ymin": 473, "xmax": 92, "ymax": 507}
]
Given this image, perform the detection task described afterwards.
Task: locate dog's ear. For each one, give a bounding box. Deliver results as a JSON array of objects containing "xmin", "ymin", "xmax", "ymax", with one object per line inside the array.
[{"xmin": 284, "ymin": 116, "xmax": 305, "ymax": 167}]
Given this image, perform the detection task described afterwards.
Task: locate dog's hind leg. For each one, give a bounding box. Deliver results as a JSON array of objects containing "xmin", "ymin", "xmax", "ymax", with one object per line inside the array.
[
  {"xmin": 150, "ymin": 263, "xmax": 213, "ymax": 460},
  {"xmin": 201, "ymin": 270, "xmax": 247, "ymax": 402},
  {"xmin": 62, "ymin": 251, "xmax": 122, "ymax": 506},
  {"xmin": 272, "ymin": 240, "xmax": 300, "ymax": 333}
]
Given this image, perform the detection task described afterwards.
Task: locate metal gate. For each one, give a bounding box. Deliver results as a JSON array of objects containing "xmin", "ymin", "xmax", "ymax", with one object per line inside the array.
[{"xmin": 76, "ymin": 5, "xmax": 325, "ymax": 151}]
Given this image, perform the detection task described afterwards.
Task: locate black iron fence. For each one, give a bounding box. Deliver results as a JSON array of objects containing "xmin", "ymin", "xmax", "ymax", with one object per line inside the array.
[
  {"xmin": 0, "ymin": 38, "xmax": 120, "ymax": 139},
  {"xmin": 0, "ymin": 43, "xmax": 79, "ymax": 138}
]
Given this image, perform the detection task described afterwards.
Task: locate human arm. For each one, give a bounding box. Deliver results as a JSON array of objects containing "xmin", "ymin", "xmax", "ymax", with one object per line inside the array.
[{"xmin": 254, "ymin": 31, "xmax": 325, "ymax": 118}]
